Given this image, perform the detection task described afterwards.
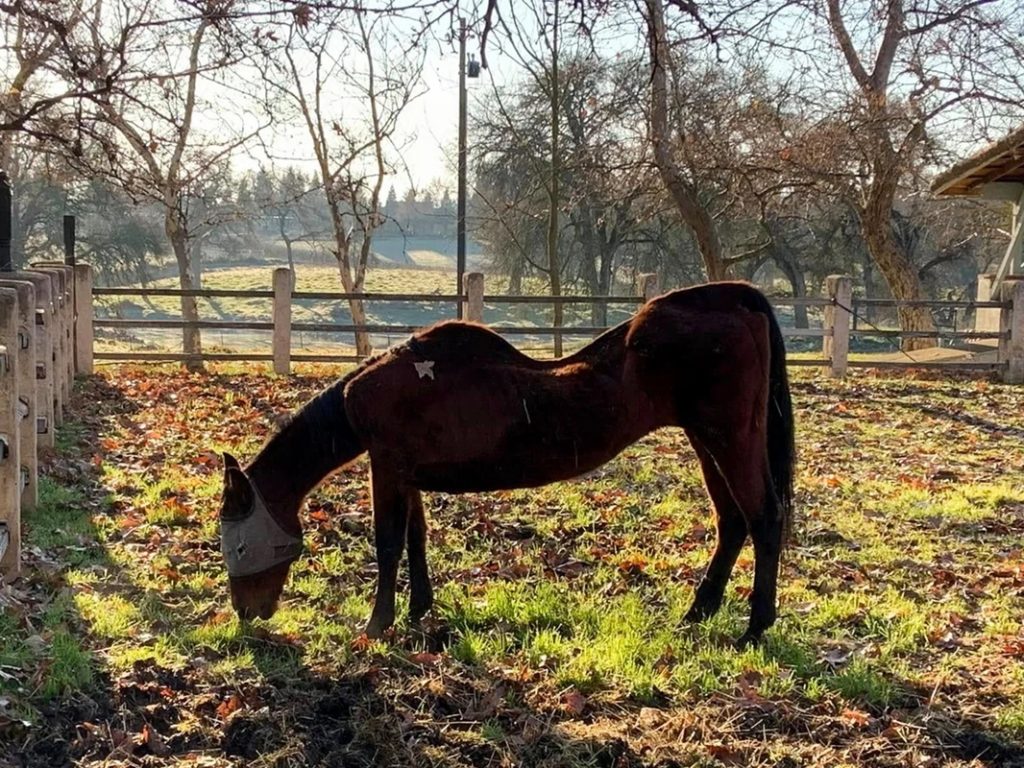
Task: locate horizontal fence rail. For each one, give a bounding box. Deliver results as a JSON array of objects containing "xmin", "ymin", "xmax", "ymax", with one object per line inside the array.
[{"xmin": 89, "ymin": 269, "xmax": 1024, "ymax": 383}]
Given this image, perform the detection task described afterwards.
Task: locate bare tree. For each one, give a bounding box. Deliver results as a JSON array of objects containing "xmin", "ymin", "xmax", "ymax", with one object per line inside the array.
[
  {"xmin": 70, "ymin": 3, "xmax": 267, "ymax": 369},
  {"xmin": 265, "ymin": 4, "xmax": 423, "ymax": 356},
  {"xmin": 736, "ymin": 0, "xmax": 1024, "ymax": 348},
  {"xmin": 643, "ymin": 0, "xmax": 728, "ymax": 281}
]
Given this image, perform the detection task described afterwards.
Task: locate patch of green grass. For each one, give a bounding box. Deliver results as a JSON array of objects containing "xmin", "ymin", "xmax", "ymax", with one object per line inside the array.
[
  {"xmin": 28, "ymin": 479, "xmax": 103, "ymax": 563},
  {"xmin": 40, "ymin": 630, "xmax": 94, "ymax": 699},
  {"xmin": 825, "ymin": 659, "xmax": 899, "ymax": 709},
  {"xmin": 73, "ymin": 591, "xmax": 143, "ymax": 641}
]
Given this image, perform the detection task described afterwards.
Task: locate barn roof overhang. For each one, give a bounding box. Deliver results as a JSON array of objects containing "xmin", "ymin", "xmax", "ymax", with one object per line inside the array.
[{"xmin": 932, "ymin": 125, "xmax": 1024, "ymax": 199}]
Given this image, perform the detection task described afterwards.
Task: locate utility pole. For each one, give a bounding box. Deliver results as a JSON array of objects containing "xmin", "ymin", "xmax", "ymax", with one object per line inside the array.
[{"xmin": 457, "ymin": 17, "xmax": 468, "ymax": 319}]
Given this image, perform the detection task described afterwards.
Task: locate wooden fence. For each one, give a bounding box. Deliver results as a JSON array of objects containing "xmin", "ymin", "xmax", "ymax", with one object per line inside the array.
[
  {"xmin": 0, "ymin": 264, "xmax": 1021, "ymax": 578},
  {"xmin": 0, "ymin": 262, "xmax": 89, "ymax": 580},
  {"xmin": 86, "ymin": 268, "xmax": 1024, "ymax": 382}
]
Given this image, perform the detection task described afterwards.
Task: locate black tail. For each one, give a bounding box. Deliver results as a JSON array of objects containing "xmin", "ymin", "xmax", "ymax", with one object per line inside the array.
[{"xmin": 742, "ymin": 288, "xmax": 796, "ymax": 547}]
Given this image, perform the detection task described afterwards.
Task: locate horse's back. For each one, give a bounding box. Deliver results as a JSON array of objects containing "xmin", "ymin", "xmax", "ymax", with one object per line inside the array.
[
  {"xmin": 410, "ymin": 320, "xmax": 534, "ymax": 365},
  {"xmin": 342, "ymin": 321, "xmax": 541, "ymax": 447},
  {"xmin": 626, "ymin": 283, "xmax": 769, "ymax": 355}
]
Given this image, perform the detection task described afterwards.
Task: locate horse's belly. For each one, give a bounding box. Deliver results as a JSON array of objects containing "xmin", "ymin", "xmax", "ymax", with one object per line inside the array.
[{"xmin": 412, "ymin": 439, "xmax": 624, "ymax": 492}]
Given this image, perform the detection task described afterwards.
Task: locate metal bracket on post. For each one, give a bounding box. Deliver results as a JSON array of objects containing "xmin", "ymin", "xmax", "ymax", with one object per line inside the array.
[
  {"xmin": 16, "ymin": 397, "xmax": 28, "ymax": 422},
  {"xmin": 0, "ymin": 435, "xmax": 8, "ymax": 461},
  {"xmin": 18, "ymin": 329, "xmax": 28, "ymax": 349},
  {"xmin": 0, "ymin": 349, "xmax": 6, "ymax": 376},
  {"xmin": 36, "ymin": 416, "xmax": 48, "ymax": 435},
  {"xmin": 20, "ymin": 466, "xmax": 28, "ymax": 491}
]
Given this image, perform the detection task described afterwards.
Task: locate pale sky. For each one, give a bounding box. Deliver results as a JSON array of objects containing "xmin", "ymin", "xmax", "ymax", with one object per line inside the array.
[{"xmin": 238, "ymin": 29, "xmax": 512, "ymax": 198}]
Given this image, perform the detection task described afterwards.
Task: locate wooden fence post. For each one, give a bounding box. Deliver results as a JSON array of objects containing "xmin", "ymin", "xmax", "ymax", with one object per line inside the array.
[
  {"xmin": 33, "ymin": 265, "xmax": 73, "ymax": 407},
  {"xmin": 32, "ymin": 270, "xmax": 63, "ymax": 426},
  {"xmin": 464, "ymin": 272, "xmax": 484, "ymax": 323},
  {"xmin": 823, "ymin": 275, "xmax": 852, "ymax": 378},
  {"xmin": 1, "ymin": 272, "xmax": 48, "ymax": 452},
  {"xmin": 272, "ymin": 267, "xmax": 292, "ymax": 375},
  {"xmin": 56, "ymin": 266, "xmax": 74, "ymax": 388},
  {"xmin": 0, "ymin": 287, "xmax": 20, "ymax": 577},
  {"xmin": 30, "ymin": 275, "xmax": 54, "ymax": 448},
  {"xmin": 0, "ymin": 279, "xmax": 36, "ymax": 513},
  {"xmin": 638, "ymin": 273, "xmax": 660, "ymax": 303},
  {"xmin": 999, "ymin": 279, "xmax": 1024, "ymax": 384},
  {"xmin": 74, "ymin": 264, "xmax": 93, "ymax": 374}
]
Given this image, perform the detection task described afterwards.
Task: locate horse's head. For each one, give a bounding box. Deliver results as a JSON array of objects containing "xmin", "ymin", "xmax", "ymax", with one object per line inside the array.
[{"xmin": 219, "ymin": 452, "xmax": 303, "ymax": 621}]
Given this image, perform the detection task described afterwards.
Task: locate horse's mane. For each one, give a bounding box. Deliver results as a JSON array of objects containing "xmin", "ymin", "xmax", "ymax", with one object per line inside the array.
[{"xmin": 254, "ymin": 348, "xmax": 393, "ymax": 482}]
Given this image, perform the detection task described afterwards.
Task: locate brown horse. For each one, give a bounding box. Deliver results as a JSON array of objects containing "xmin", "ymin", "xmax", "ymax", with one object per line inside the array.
[{"xmin": 219, "ymin": 281, "xmax": 795, "ymax": 647}]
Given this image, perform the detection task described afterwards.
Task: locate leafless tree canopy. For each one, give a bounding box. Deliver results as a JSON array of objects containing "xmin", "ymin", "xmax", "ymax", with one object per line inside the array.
[{"xmin": 3, "ymin": 0, "xmax": 1022, "ymax": 350}]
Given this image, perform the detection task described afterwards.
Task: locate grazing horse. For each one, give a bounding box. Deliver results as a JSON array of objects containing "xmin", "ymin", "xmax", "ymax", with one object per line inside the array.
[{"xmin": 219, "ymin": 282, "xmax": 795, "ymax": 647}]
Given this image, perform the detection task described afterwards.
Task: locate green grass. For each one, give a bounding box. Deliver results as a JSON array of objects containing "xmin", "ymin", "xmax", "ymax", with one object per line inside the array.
[{"xmin": 3, "ymin": 369, "xmax": 1024, "ymax": 767}]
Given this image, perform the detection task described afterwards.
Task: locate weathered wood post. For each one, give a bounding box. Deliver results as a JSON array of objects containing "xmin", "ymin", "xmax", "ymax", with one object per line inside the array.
[
  {"xmin": 464, "ymin": 272, "xmax": 484, "ymax": 323},
  {"xmin": 638, "ymin": 273, "xmax": 660, "ymax": 303},
  {"xmin": 999, "ymin": 277, "xmax": 1024, "ymax": 384},
  {"xmin": 73, "ymin": 264, "xmax": 93, "ymax": 374},
  {"xmin": 0, "ymin": 279, "xmax": 36, "ymax": 513},
  {"xmin": 56, "ymin": 265, "xmax": 74, "ymax": 388},
  {"xmin": 823, "ymin": 275, "xmax": 852, "ymax": 378},
  {"xmin": 0, "ymin": 287, "xmax": 20, "ymax": 576},
  {"xmin": 29, "ymin": 275, "xmax": 54, "ymax": 448},
  {"xmin": 272, "ymin": 267, "xmax": 292, "ymax": 375},
  {"xmin": 32, "ymin": 265, "xmax": 73, "ymax": 403},
  {"xmin": 0, "ymin": 273, "xmax": 48, "ymax": 451},
  {"xmin": 29, "ymin": 270, "xmax": 63, "ymax": 426}
]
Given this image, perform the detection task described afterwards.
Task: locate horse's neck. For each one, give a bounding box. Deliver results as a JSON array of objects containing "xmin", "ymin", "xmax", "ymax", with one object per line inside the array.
[{"xmin": 247, "ymin": 384, "xmax": 356, "ymax": 507}]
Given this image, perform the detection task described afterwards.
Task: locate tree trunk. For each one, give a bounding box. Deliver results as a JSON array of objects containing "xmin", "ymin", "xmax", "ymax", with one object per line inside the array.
[
  {"xmin": 165, "ymin": 213, "xmax": 203, "ymax": 371},
  {"xmin": 862, "ymin": 258, "xmax": 876, "ymax": 324},
  {"xmin": 645, "ymin": 0, "xmax": 726, "ymax": 283},
  {"xmin": 548, "ymin": 0, "xmax": 563, "ymax": 357},
  {"xmin": 860, "ymin": 203, "xmax": 936, "ymax": 351},
  {"xmin": 191, "ymin": 236, "xmax": 202, "ymax": 289},
  {"xmin": 575, "ymin": 209, "xmax": 606, "ymax": 327},
  {"xmin": 330, "ymin": 222, "xmax": 372, "ymax": 358},
  {"xmin": 508, "ymin": 258, "xmax": 523, "ymax": 295},
  {"xmin": 772, "ymin": 250, "xmax": 808, "ymax": 329},
  {"xmin": 278, "ymin": 213, "xmax": 296, "ymax": 280}
]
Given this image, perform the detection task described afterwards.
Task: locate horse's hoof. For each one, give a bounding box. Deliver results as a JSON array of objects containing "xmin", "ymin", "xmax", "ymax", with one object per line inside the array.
[
  {"xmin": 409, "ymin": 596, "xmax": 434, "ymax": 624},
  {"xmin": 683, "ymin": 602, "xmax": 716, "ymax": 624},
  {"xmin": 364, "ymin": 616, "xmax": 394, "ymax": 639},
  {"xmin": 734, "ymin": 631, "xmax": 762, "ymax": 649}
]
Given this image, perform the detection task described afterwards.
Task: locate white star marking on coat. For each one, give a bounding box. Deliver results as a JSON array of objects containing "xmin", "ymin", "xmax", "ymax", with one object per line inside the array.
[{"xmin": 414, "ymin": 360, "xmax": 435, "ymax": 380}]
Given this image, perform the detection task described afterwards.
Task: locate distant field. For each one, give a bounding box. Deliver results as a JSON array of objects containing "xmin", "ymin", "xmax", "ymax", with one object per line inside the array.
[{"xmin": 94, "ymin": 264, "xmax": 643, "ymax": 358}]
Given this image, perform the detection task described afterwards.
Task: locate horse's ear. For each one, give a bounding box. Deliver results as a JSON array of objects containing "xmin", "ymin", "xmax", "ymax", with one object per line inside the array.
[
  {"xmin": 223, "ymin": 452, "xmax": 241, "ymax": 471},
  {"xmin": 222, "ymin": 464, "xmax": 255, "ymax": 518}
]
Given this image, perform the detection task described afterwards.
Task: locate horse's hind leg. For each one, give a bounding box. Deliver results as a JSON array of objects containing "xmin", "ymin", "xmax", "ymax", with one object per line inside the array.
[
  {"xmin": 683, "ymin": 435, "xmax": 748, "ymax": 623},
  {"xmin": 365, "ymin": 458, "xmax": 409, "ymax": 638},
  {"xmin": 688, "ymin": 429, "xmax": 780, "ymax": 646},
  {"xmin": 406, "ymin": 489, "xmax": 433, "ymax": 622},
  {"xmin": 742, "ymin": 491, "xmax": 782, "ymax": 647}
]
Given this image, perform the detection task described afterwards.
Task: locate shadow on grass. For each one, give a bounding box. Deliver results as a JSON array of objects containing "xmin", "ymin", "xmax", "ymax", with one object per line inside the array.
[{"xmin": 3, "ymin": 373, "xmax": 1023, "ymax": 767}]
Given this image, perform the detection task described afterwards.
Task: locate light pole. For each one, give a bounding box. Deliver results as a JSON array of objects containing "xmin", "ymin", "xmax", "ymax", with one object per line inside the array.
[{"xmin": 457, "ymin": 18, "xmax": 480, "ymax": 319}]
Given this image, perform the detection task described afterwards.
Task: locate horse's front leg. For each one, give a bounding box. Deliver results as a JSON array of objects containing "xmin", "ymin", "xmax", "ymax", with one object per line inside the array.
[
  {"xmin": 406, "ymin": 489, "xmax": 433, "ymax": 623},
  {"xmin": 365, "ymin": 459, "xmax": 409, "ymax": 638}
]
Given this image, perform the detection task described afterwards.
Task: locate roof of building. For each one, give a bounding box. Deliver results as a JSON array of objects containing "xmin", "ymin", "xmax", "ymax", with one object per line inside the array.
[{"xmin": 932, "ymin": 124, "xmax": 1024, "ymax": 196}]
